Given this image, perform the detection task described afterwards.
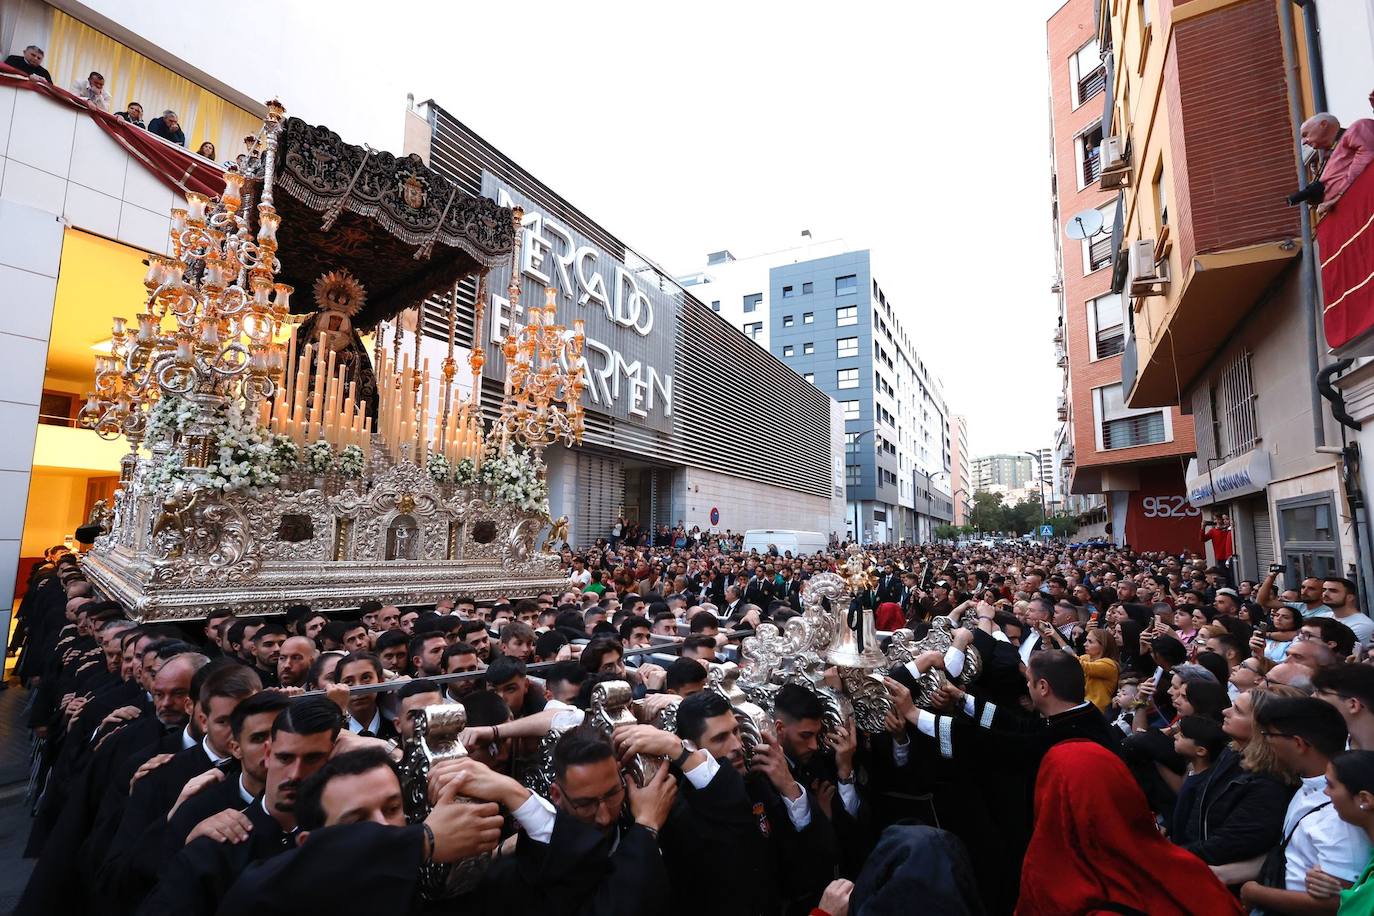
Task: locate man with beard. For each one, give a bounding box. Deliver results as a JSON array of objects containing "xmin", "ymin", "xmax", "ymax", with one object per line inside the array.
[
  {"xmin": 162, "ymin": 690, "xmax": 292, "ymax": 852},
  {"xmin": 408, "ymin": 632, "xmax": 447, "ymax": 677},
  {"xmin": 276, "ymin": 636, "xmax": 316, "ymax": 688},
  {"xmin": 137, "ymin": 696, "xmax": 341, "ymax": 915},
  {"xmin": 99, "ymin": 663, "xmax": 261, "ymax": 910},
  {"xmin": 639, "ymin": 690, "xmax": 837, "ymax": 916},
  {"xmin": 440, "ymin": 643, "xmax": 483, "ymax": 702},
  {"xmin": 771, "ymin": 684, "xmax": 869, "ymax": 875},
  {"xmin": 246, "ymin": 624, "xmax": 286, "ymax": 688},
  {"xmin": 433, "ymin": 726, "xmax": 673, "ymax": 915}
]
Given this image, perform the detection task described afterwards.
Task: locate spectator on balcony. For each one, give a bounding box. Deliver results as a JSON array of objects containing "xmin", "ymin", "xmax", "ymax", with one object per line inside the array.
[
  {"xmin": 115, "ymin": 101, "xmax": 145, "ymax": 128},
  {"xmin": 148, "ymin": 109, "xmax": 186, "ymax": 147},
  {"xmin": 197, "ymin": 141, "xmax": 216, "ymax": 161},
  {"xmin": 70, "ymin": 71, "xmax": 109, "ymax": 111},
  {"xmin": 3, "ymin": 45, "xmax": 50, "ymax": 82},
  {"xmin": 1302, "ymin": 113, "xmax": 1374, "ymax": 218}
]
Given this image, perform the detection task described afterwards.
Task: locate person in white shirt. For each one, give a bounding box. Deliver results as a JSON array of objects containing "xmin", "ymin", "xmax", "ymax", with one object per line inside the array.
[
  {"xmin": 1240, "ymin": 697, "xmax": 1371, "ymax": 913},
  {"xmin": 71, "ymin": 71, "xmax": 111, "ymax": 111},
  {"xmin": 1322, "ymin": 577, "xmax": 1374, "ymax": 656}
]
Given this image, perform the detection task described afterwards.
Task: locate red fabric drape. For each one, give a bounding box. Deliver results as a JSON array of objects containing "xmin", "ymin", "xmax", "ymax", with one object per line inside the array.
[
  {"xmin": 1321, "ymin": 162, "xmax": 1374, "ymax": 350},
  {"xmin": 1017, "ymin": 740, "xmax": 1244, "ymax": 916},
  {"xmin": 1, "ymin": 63, "xmax": 224, "ymax": 199}
]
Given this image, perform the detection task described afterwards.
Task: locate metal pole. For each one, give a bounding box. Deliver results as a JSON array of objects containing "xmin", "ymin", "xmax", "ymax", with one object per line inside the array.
[
  {"xmin": 300, "ymin": 627, "xmax": 757, "ymax": 698},
  {"xmin": 1278, "ymin": 3, "xmax": 1327, "ymax": 451}
]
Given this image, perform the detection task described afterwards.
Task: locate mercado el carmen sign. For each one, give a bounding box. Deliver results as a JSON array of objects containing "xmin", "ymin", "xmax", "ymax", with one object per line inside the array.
[{"xmin": 482, "ymin": 174, "xmax": 677, "ymax": 433}]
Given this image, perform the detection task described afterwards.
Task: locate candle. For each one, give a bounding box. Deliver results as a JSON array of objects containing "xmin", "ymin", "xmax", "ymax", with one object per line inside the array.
[
  {"xmin": 322, "ymin": 368, "xmax": 338, "ymax": 446},
  {"xmin": 308, "ymin": 333, "xmax": 326, "ymax": 441},
  {"xmin": 418, "ymin": 369, "xmax": 430, "ymax": 463}
]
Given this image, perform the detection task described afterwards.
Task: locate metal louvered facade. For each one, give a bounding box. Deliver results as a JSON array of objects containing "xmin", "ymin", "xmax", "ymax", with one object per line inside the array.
[{"xmin": 415, "ymin": 101, "xmax": 835, "ymax": 504}]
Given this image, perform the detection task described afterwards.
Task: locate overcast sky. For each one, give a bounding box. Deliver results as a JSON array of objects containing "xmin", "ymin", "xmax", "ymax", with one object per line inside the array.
[{"xmin": 87, "ymin": 0, "xmax": 1067, "ymax": 459}]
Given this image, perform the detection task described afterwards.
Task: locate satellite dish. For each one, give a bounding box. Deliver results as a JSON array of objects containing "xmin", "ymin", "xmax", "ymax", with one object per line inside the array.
[{"xmin": 1064, "ymin": 208, "xmax": 1104, "ymax": 241}]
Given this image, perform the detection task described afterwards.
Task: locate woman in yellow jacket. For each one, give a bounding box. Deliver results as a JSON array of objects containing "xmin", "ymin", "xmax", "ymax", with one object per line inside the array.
[{"xmin": 1041, "ymin": 622, "xmax": 1121, "ymax": 712}]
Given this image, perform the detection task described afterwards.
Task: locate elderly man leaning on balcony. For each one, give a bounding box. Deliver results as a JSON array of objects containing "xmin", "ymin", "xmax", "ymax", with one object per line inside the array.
[{"xmin": 1302, "ymin": 112, "xmax": 1374, "ymax": 218}]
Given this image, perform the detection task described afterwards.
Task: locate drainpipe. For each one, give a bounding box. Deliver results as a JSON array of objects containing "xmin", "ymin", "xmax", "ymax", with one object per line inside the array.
[
  {"xmin": 1291, "ymin": 1, "xmax": 1329, "ymax": 113},
  {"xmin": 1278, "ymin": 3, "xmax": 1326, "ymax": 449},
  {"xmin": 1318, "ymin": 359, "xmax": 1374, "ymax": 612}
]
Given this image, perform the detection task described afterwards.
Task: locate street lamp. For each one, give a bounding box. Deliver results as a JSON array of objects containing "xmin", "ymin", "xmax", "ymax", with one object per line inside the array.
[{"xmin": 845, "ymin": 427, "xmax": 880, "ymax": 545}]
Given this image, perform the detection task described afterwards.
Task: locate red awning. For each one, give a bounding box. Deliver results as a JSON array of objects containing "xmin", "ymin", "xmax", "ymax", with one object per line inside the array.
[
  {"xmin": 1, "ymin": 63, "xmax": 224, "ymax": 199},
  {"xmin": 1321, "ymin": 163, "xmax": 1374, "ymax": 351}
]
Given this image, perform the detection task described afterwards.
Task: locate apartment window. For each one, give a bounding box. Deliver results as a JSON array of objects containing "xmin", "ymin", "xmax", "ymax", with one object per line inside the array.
[
  {"xmin": 710, "ymin": 300, "xmax": 720, "ymax": 312},
  {"xmin": 835, "ymin": 274, "xmax": 857, "ymax": 296},
  {"xmin": 837, "ymin": 368, "xmax": 859, "ymax": 389},
  {"xmin": 1088, "ymin": 293, "xmax": 1125, "ymax": 360},
  {"xmin": 1094, "ymin": 383, "xmax": 1168, "ymax": 449},
  {"xmin": 1070, "ymin": 39, "xmax": 1105, "ymax": 108},
  {"xmin": 1153, "ymin": 164, "xmax": 1169, "ymax": 229},
  {"xmin": 803, "ymin": 372, "xmax": 815, "ymax": 383},
  {"xmin": 782, "ymin": 285, "xmax": 796, "ymax": 298},
  {"xmin": 803, "ymin": 342, "xmax": 815, "ymax": 355},
  {"xmin": 782, "ymin": 345, "xmax": 794, "ymax": 357},
  {"xmin": 836, "ymin": 306, "xmax": 857, "ymax": 326},
  {"xmin": 1081, "ymin": 201, "xmax": 1116, "ymax": 274},
  {"xmin": 802, "ymin": 282, "xmax": 813, "ymax": 294},
  {"xmin": 783, "ymin": 315, "xmax": 794, "ymax": 327},
  {"xmin": 744, "ymin": 322, "xmax": 763, "ymax": 340},
  {"xmin": 743, "ymin": 293, "xmax": 762, "ymax": 313},
  {"xmin": 846, "ymin": 465, "xmax": 862, "ymax": 486},
  {"xmin": 803, "ymin": 311, "xmax": 814, "ymax": 324},
  {"xmin": 1212, "ymin": 351, "xmax": 1259, "ymax": 460},
  {"xmin": 1076, "ymin": 124, "xmax": 1104, "ymax": 189},
  {"xmin": 842, "ymin": 400, "xmax": 860, "ymax": 420},
  {"xmin": 837, "ymin": 336, "xmax": 859, "ymax": 358}
]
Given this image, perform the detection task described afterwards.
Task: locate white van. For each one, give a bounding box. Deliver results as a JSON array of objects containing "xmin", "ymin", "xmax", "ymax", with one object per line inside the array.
[{"xmin": 742, "ymin": 529, "xmax": 829, "ymax": 557}]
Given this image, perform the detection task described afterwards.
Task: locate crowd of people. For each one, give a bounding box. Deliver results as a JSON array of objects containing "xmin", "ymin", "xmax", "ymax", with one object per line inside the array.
[
  {"xmin": 10, "ymin": 530, "xmax": 1374, "ymax": 915},
  {"xmin": 3, "ymin": 42, "xmax": 220, "ymax": 158}
]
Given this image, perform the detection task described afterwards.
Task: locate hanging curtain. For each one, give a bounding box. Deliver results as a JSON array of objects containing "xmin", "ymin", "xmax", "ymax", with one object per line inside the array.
[{"xmin": 44, "ymin": 10, "xmax": 260, "ymax": 161}]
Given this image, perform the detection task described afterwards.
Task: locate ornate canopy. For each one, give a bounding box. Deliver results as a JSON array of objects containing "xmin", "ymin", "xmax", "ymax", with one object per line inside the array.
[{"xmin": 257, "ymin": 117, "xmax": 516, "ymax": 328}]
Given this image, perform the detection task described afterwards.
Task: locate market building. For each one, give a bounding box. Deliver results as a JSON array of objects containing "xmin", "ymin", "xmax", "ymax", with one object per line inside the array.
[{"xmin": 403, "ymin": 102, "xmax": 846, "ymax": 548}]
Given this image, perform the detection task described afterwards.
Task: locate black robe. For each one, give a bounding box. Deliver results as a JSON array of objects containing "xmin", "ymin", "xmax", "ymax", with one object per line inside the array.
[
  {"xmin": 98, "ymin": 739, "xmax": 222, "ymax": 911},
  {"xmin": 161, "ymin": 763, "xmax": 249, "ymax": 857},
  {"xmin": 659, "ymin": 760, "xmax": 837, "ymax": 916},
  {"xmin": 136, "ymin": 796, "xmax": 293, "ymax": 916}
]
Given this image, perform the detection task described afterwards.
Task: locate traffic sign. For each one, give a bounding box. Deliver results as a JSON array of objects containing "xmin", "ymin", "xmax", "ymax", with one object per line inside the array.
[
  {"xmin": 710, "ymin": 507, "xmax": 720, "ymax": 526},
  {"xmin": 1039, "ymin": 525, "xmax": 1053, "ymax": 537}
]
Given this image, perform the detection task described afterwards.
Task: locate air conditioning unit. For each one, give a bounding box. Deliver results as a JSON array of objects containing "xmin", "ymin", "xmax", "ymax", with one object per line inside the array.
[
  {"xmin": 1100, "ymin": 135, "xmax": 1130, "ymax": 189},
  {"xmin": 1128, "ymin": 238, "xmax": 1167, "ymax": 295}
]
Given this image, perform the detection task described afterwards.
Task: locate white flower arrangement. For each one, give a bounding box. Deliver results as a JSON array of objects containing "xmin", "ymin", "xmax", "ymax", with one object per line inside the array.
[
  {"xmin": 304, "ymin": 439, "xmax": 334, "ymax": 475},
  {"xmin": 268, "ymin": 435, "xmax": 300, "ymax": 475},
  {"xmin": 143, "ymin": 396, "xmax": 280, "ymax": 495},
  {"xmin": 426, "ymin": 452, "xmax": 452, "ymax": 484},
  {"xmin": 144, "ymin": 395, "xmax": 198, "ymax": 445},
  {"xmin": 453, "ymin": 457, "xmax": 476, "ymax": 486},
  {"xmin": 336, "ymin": 444, "xmax": 365, "ymax": 479},
  {"xmin": 479, "ymin": 448, "xmax": 549, "ymax": 513}
]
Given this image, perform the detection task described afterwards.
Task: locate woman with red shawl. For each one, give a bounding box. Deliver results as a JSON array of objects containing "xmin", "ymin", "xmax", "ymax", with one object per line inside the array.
[{"xmin": 1017, "ymin": 740, "xmax": 1243, "ymax": 915}]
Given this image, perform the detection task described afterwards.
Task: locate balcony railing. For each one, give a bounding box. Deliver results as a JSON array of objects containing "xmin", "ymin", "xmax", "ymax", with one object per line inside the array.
[{"xmin": 1078, "ymin": 67, "xmax": 1106, "ymax": 105}]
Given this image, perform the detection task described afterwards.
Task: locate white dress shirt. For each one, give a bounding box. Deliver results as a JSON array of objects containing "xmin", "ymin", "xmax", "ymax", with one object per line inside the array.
[{"xmin": 1282, "ymin": 773, "xmax": 1371, "ymax": 888}]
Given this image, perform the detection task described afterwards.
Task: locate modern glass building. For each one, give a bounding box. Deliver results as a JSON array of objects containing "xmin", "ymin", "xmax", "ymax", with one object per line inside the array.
[{"xmin": 683, "ymin": 243, "xmax": 953, "ymax": 543}]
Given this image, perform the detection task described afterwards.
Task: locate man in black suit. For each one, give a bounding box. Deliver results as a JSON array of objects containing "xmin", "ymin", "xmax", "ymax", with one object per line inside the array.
[
  {"xmin": 744, "ymin": 570, "xmax": 775, "ymax": 607},
  {"xmin": 162, "ymin": 690, "xmax": 292, "ymax": 854},
  {"xmin": 98, "ymin": 663, "xmax": 262, "ymax": 910},
  {"xmin": 655, "ymin": 690, "xmax": 838, "ymax": 916},
  {"xmin": 772, "ymin": 684, "xmax": 869, "ymax": 876},
  {"xmin": 137, "ymin": 696, "xmax": 342, "ymax": 915},
  {"xmin": 886, "ymin": 646, "xmax": 1122, "ymax": 912},
  {"xmin": 877, "ymin": 563, "xmax": 903, "ymax": 603}
]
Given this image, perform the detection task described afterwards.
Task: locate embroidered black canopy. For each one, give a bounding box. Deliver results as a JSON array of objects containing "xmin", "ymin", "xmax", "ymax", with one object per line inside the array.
[{"xmin": 257, "ymin": 117, "xmax": 515, "ymax": 328}]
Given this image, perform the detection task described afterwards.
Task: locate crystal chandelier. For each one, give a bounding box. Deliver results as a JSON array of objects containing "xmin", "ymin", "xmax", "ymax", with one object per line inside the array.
[{"xmin": 79, "ymin": 101, "xmax": 292, "ymax": 455}]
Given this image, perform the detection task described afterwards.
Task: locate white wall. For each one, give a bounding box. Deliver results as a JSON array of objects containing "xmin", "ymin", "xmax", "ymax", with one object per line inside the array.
[
  {"xmin": 1317, "ymin": 0, "xmax": 1374, "ymax": 128},
  {"xmin": 0, "ymin": 81, "xmax": 187, "ymax": 617},
  {"xmin": 677, "ymin": 465, "xmax": 841, "ymax": 540}
]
